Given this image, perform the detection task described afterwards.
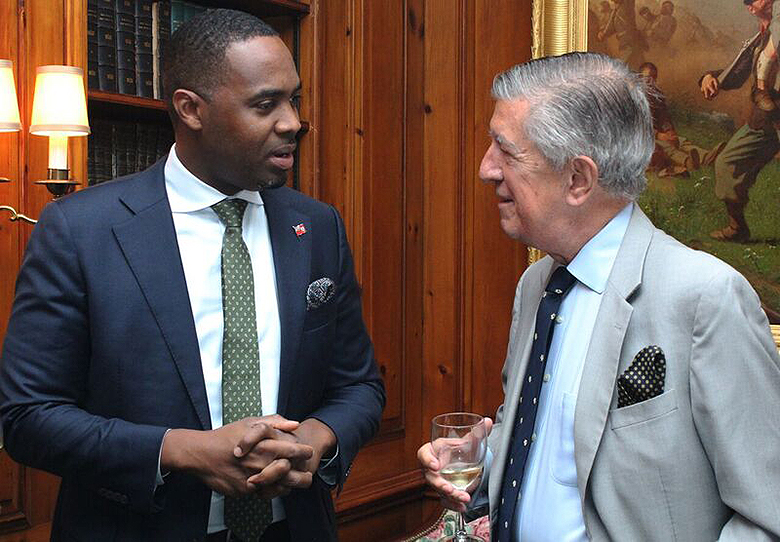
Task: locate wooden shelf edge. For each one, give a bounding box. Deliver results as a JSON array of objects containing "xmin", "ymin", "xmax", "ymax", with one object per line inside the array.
[
  {"xmin": 88, "ymin": 90, "xmax": 168, "ymax": 111},
  {"xmin": 261, "ymin": 0, "xmax": 310, "ymax": 15},
  {"xmin": 197, "ymin": 0, "xmax": 310, "ymax": 17}
]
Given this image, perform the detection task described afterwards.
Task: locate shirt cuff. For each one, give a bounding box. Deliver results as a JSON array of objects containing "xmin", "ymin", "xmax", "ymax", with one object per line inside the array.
[
  {"xmin": 156, "ymin": 428, "xmax": 173, "ymax": 487},
  {"xmin": 317, "ymin": 444, "xmax": 339, "ymax": 486}
]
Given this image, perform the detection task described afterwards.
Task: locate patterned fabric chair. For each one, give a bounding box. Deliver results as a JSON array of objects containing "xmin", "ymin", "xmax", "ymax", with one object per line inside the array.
[{"xmin": 402, "ymin": 510, "xmax": 490, "ymax": 541}]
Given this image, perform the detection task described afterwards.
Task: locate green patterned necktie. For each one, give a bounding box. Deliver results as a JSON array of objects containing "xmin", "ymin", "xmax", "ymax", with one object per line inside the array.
[{"xmin": 211, "ymin": 198, "xmax": 272, "ymax": 541}]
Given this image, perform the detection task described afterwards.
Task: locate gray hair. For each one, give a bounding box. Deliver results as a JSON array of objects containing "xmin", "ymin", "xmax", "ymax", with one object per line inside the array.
[{"xmin": 492, "ymin": 52, "xmax": 654, "ymax": 200}]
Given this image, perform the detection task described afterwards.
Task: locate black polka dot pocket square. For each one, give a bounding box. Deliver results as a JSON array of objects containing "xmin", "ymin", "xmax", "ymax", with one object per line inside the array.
[
  {"xmin": 617, "ymin": 345, "xmax": 666, "ymax": 408},
  {"xmin": 306, "ymin": 277, "xmax": 336, "ymax": 310}
]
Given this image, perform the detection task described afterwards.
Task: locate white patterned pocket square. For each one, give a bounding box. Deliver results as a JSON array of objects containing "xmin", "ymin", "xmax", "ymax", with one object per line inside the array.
[{"xmin": 306, "ymin": 277, "xmax": 335, "ymax": 310}]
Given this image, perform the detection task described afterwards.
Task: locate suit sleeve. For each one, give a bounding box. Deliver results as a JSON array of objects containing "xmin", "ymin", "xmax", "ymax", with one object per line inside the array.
[
  {"xmin": 0, "ymin": 202, "xmax": 168, "ymax": 514},
  {"xmin": 305, "ymin": 206, "xmax": 385, "ymax": 486},
  {"xmin": 689, "ymin": 269, "xmax": 780, "ymax": 540}
]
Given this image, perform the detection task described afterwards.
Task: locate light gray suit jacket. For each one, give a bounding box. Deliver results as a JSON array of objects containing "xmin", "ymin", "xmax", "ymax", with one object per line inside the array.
[{"xmin": 485, "ymin": 206, "xmax": 780, "ymax": 541}]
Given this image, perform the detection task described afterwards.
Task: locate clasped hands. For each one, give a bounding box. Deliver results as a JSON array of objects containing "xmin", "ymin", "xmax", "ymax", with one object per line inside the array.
[{"xmin": 162, "ymin": 414, "xmax": 336, "ymax": 500}]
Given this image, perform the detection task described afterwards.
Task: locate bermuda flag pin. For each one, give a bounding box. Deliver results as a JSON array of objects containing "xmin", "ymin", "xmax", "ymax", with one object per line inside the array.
[{"xmin": 293, "ymin": 223, "xmax": 307, "ymax": 237}]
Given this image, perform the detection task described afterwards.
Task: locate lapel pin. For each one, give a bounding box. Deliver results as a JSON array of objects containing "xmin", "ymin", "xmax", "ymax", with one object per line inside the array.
[{"xmin": 293, "ymin": 223, "xmax": 307, "ymax": 237}]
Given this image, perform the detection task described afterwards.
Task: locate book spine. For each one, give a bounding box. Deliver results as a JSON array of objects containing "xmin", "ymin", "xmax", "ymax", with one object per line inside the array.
[
  {"xmin": 152, "ymin": 0, "xmax": 171, "ymax": 100},
  {"xmin": 126, "ymin": 122, "xmax": 138, "ymax": 175},
  {"xmin": 135, "ymin": 0, "xmax": 154, "ymax": 98},
  {"xmin": 87, "ymin": 129, "xmax": 97, "ymax": 185},
  {"xmin": 87, "ymin": 40, "xmax": 99, "ymax": 89},
  {"xmin": 90, "ymin": 119, "xmax": 113, "ymax": 185},
  {"xmin": 87, "ymin": 0, "xmax": 99, "ymax": 89},
  {"xmin": 115, "ymin": 0, "xmax": 136, "ymax": 95},
  {"xmin": 97, "ymin": 0, "xmax": 117, "ymax": 92},
  {"xmin": 170, "ymin": 0, "xmax": 184, "ymax": 35}
]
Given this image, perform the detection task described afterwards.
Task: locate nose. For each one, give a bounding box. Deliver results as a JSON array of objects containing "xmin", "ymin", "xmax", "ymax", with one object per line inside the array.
[
  {"xmin": 276, "ymin": 100, "xmax": 302, "ymax": 137},
  {"xmin": 479, "ymin": 144, "xmax": 502, "ymax": 185}
]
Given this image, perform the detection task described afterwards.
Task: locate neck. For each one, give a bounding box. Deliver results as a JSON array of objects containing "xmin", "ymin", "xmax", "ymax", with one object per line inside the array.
[
  {"xmin": 552, "ymin": 196, "xmax": 629, "ymax": 265},
  {"xmin": 173, "ymin": 137, "xmax": 240, "ymax": 196}
]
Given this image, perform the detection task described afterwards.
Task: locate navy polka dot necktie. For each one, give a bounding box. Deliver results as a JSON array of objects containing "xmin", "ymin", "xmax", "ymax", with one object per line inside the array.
[
  {"xmin": 495, "ymin": 265, "xmax": 576, "ymax": 542},
  {"xmin": 212, "ymin": 198, "xmax": 272, "ymax": 541}
]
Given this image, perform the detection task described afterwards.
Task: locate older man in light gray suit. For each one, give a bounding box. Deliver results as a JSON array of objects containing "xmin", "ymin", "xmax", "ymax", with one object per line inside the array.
[{"xmin": 418, "ymin": 52, "xmax": 780, "ymax": 541}]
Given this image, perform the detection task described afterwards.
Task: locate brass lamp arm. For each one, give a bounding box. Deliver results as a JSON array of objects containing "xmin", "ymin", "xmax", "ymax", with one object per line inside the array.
[{"xmin": 0, "ymin": 205, "xmax": 38, "ymax": 224}]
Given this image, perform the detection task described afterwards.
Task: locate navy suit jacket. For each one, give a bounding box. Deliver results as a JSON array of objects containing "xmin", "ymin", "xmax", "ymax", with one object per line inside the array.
[{"xmin": 0, "ymin": 159, "xmax": 385, "ymax": 541}]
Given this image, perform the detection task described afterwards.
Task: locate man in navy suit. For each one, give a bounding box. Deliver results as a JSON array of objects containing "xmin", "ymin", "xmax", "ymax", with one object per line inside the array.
[{"xmin": 0, "ymin": 9, "xmax": 384, "ymax": 542}]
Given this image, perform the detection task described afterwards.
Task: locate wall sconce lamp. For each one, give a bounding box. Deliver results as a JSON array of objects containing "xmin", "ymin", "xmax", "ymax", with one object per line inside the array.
[
  {"xmin": 0, "ymin": 63, "xmax": 91, "ymax": 224},
  {"xmin": 30, "ymin": 65, "xmax": 90, "ymax": 198},
  {"xmin": 0, "ymin": 59, "xmax": 36, "ymax": 224}
]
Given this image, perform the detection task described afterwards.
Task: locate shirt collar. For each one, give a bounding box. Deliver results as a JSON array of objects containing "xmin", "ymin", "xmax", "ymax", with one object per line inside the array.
[
  {"xmin": 164, "ymin": 143, "xmax": 264, "ymax": 213},
  {"xmin": 567, "ymin": 202, "xmax": 633, "ymax": 294}
]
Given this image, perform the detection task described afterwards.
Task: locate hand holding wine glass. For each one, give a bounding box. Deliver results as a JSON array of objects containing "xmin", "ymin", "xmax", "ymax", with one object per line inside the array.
[{"xmin": 428, "ymin": 412, "xmax": 489, "ymax": 542}]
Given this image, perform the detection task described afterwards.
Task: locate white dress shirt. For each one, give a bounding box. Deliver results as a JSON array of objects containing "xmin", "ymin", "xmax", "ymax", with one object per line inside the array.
[
  {"xmin": 512, "ymin": 203, "xmax": 633, "ymax": 541},
  {"xmin": 164, "ymin": 145, "xmax": 284, "ymax": 533}
]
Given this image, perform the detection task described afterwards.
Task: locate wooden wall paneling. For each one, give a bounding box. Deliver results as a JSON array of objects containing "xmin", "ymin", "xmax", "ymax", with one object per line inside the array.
[
  {"xmin": 296, "ymin": 0, "xmax": 320, "ymax": 197},
  {"xmin": 360, "ymin": 0, "xmax": 405, "ymax": 437},
  {"xmin": 330, "ymin": 0, "xmax": 422, "ymax": 511},
  {"xmin": 0, "ymin": 0, "xmax": 22, "ymax": 361},
  {"xmin": 466, "ymin": 0, "xmax": 533, "ymax": 419},
  {"xmin": 317, "ymin": 0, "xmax": 353, "ymax": 231},
  {"xmin": 315, "ymin": 0, "xmax": 430, "ymax": 538},
  {"xmin": 0, "ymin": 0, "xmax": 26, "ymax": 534},
  {"xmin": 420, "ymin": 0, "xmax": 465, "ymax": 427}
]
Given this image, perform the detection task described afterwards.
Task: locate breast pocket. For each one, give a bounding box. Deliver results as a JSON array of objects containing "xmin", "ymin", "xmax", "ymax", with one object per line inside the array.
[
  {"xmin": 609, "ymin": 389, "xmax": 678, "ymax": 430},
  {"xmin": 303, "ymin": 303, "xmax": 335, "ymax": 332},
  {"xmin": 551, "ymin": 392, "xmax": 578, "ymax": 487}
]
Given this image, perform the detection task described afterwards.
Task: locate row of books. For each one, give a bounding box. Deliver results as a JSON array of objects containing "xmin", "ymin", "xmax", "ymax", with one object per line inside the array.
[
  {"xmin": 88, "ymin": 119, "xmax": 174, "ymax": 186},
  {"xmin": 87, "ymin": 0, "xmax": 206, "ymax": 98}
]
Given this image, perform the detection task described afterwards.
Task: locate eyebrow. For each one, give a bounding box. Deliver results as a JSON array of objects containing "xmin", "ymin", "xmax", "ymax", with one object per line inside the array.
[
  {"xmin": 248, "ymin": 82, "xmax": 302, "ymax": 102},
  {"xmin": 489, "ymin": 130, "xmax": 522, "ymax": 157}
]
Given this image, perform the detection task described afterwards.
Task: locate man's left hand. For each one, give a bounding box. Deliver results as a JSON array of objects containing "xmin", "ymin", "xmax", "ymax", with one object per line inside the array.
[{"xmin": 241, "ymin": 418, "xmax": 336, "ymax": 488}]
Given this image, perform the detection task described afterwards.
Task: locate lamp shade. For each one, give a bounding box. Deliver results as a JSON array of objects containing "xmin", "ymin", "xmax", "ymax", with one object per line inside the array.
[
  {"xmin": 0, "ymin": 59, "xmax": 21, "ymax": 132},
  {"xmin": 29, "ymin": 65, "xmax": 90, "ymax": 136}
]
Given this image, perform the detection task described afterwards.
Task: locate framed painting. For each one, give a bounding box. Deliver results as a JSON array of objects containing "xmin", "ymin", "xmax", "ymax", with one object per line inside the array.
[{"xmin": 532, "ymin": 0, "xmax": 780, "ymax": 336}]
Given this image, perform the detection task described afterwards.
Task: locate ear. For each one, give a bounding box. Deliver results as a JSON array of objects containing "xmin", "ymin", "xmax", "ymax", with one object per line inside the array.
[
  {"xmin": 565, "ymin": 155, "xmax": 599, "ymax": 207},
  {"xmin": 171, "ymin": 89, "xmax": 206, "ymax": 131}
]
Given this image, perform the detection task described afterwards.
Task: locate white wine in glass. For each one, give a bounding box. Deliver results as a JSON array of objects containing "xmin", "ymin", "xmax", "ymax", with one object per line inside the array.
[{"xmin": 431, "ymin": 412, "xmax": 488, "ymax": 542}]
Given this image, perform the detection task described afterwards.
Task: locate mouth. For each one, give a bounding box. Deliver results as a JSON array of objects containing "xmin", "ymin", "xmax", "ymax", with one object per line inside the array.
[
  {"xmin": 268, "ymin": 144, "xmax": 296, "ymax": 171},
  {"xmin": 496, "ymin": 193, "xmax": 513, "ymax": 206}
]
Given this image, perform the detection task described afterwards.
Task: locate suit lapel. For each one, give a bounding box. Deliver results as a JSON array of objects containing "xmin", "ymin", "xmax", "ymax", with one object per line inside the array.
[
  {"xmin": 574, "ymin": 205, "xmax": 654, "ymax": 501},
  {"xmin": 489, "ymin": 257, "xmax": 553, "ymax": 514},
  {"xmin": 112, "ymin": 162, "xmax": 212, "ymax": 429},
  {"xmin": 260, "ymin": 189, "xmax": 311, "ymax": 417}
]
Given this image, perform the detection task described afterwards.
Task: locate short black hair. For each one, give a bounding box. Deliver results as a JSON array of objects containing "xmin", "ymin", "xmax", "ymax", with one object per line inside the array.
[{"xmin": 162, "ymin": 8, "xmax": 279, "ymax": 118}]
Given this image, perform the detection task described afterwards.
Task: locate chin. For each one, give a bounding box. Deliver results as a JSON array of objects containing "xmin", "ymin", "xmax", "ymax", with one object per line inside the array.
[
  {"xmin": 257, "ymin": 175, "xmax": 288, "ymax": 190},
  {"xmin": 499, "ymin": 220, "xmax": 523, "ymax": 241}
]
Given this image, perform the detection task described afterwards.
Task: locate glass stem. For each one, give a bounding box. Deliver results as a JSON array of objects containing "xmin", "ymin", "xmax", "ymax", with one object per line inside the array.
[{"xmin": 455, "ymin": 511, "xmax": 468, "ymax": 541}]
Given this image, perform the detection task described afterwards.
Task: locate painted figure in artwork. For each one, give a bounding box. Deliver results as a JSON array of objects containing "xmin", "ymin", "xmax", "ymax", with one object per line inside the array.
[
  {"xmin": 597, "ymin": 0, "xmax": 647, "ymax": 68},
  {"xmin": 640, "ymin": 62, "xmax": 723, "ymax": 178},
  {"xmin": 700, "ymin": 0, "xmax": 779, "ymax": 242}
]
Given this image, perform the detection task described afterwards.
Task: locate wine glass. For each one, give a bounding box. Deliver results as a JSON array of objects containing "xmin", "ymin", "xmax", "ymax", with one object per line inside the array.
[{"xmin": 431, "ymin": 412, "xmax": 488, "ymax": 542}]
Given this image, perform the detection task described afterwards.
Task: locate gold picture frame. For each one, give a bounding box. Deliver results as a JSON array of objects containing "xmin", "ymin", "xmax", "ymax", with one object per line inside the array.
[{"xmin": 529, "ymin": 0, "xmax": 780, "ymax": 346}]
